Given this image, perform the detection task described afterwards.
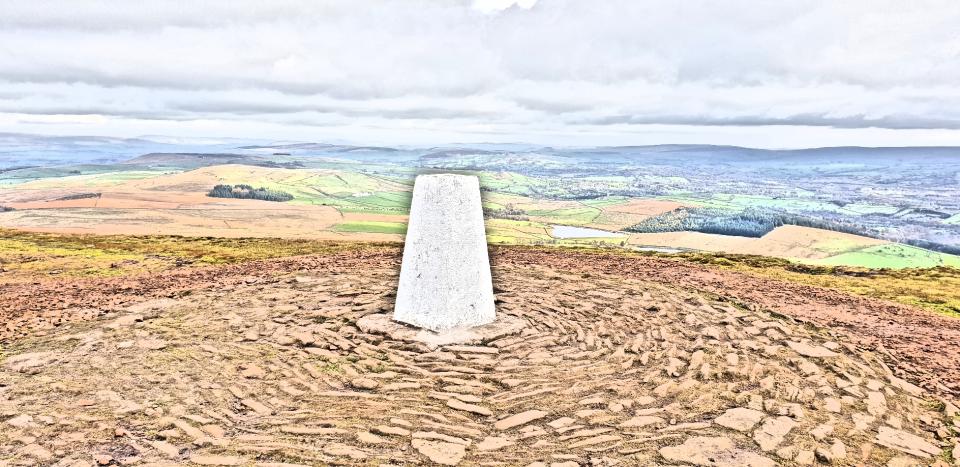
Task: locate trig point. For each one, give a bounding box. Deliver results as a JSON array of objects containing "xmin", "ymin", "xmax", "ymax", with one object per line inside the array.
[
  {"xmin": 394, "ymin": 174, "xmax": 496, "ymax": 331},
  {"xmin": 358, "ymin": 173, "xmax": 522, "ymax": 347}
]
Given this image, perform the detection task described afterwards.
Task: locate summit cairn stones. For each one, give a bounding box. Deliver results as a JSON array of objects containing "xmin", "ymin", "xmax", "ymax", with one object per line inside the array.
[
  {"xmin": 394, "ymin": 174, "xmax": 496, "ymax": 331},
  {"xmin": 355, "ymin": 173, "xmax": 525, "ymax": 347}
]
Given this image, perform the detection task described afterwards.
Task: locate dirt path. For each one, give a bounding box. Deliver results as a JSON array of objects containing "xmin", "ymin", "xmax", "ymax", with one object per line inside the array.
[
  {"xmin": 2, "ymin": 249, "xmax": 955, "ymax": 465},
  {"xmin": 3, "ymin": 245, "xmax": 959, "ymax": 401},
  {"xmin": 493, "ymin": 247, "xmax": 960, "ymax": 398}
]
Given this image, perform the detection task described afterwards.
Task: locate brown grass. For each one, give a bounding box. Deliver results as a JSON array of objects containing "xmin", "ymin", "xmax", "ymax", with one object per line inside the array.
[{"xmin": 2, "ymin": 228, "xmax": 957, "ymax": 318}]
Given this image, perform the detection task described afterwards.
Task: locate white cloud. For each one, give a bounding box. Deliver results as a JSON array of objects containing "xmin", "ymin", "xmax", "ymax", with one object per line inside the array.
[
  {"xmin": 472, "ymin": 0, "xmax": 538, "ymax": 14},
  {"xmin": 1, "ymin": 0, "xmax": 959, "ymax": 147}
]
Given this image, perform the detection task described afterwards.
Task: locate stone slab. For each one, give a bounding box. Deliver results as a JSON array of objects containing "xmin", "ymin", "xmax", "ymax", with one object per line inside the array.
[{"xmin": 356, "ymin": 313, "xmax": 526, "ymax": 349}]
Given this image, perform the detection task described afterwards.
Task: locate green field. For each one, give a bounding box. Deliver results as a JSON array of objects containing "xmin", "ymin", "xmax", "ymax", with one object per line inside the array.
[
  {"xmin": 13, "ymin": 170, "xmax": 167, "ymax": 188},
  {"xmin": 526, "ymin": 206, "xmax": 601, "ymax": 225},
  {"xmin": 485, "ymin": 219, "xmax": 553, "ymax": 244},
  {"xmin": 332, "ymin": 221, "xmax": 408, "ymax": 234},
  {"xmin": 476, "ymin": 172, "xmax": 550, "ymax": 196},
  {"xmin": 807, "ymin": 244, "xmax": 960, "ymax": 269}
]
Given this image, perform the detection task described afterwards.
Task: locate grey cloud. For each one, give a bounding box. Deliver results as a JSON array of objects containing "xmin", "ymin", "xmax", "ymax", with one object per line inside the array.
[
  {"xmin": 511, "ymin": 97, "xmax": 594, "ymax": 114},
  {"xmin": 169, "ymin": 99, "xmax": 499, "ymax": 120},
  {"xmin": 1, "ymin": 0, "xmax": 960, "ymax": 141},
  {"xmin": 0, "ymin": 93, "xmax": 501, "ymax": 123},
  {"xmin": 0, "ymin": 105, "xmax": 192, "ymax": 121},
  {"xmin": 578, "ymin": 113, "xmax": 960, "ymax": 131}
]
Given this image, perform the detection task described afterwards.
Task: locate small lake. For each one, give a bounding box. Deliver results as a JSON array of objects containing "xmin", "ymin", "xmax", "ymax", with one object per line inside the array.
[{"xmin": 551, "ymin": 225, "xmax": 624, "ymax": 239}]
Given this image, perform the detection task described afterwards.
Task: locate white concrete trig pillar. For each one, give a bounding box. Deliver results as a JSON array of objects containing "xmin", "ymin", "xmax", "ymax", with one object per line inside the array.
[{"xmin": 393, "ymin": 174, "xmax": 496, "ymax": 331}]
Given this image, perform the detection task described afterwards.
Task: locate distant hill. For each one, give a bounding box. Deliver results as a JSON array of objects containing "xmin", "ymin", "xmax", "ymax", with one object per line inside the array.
[
  {"xmin": 238, "ymin": 142, "xmax": 398, "ymax": 153},
  {"xmin": 123, "ymin": 153, "xmax": 249, "ymax": 164},
  {"xmin": 122, "ymin": 153, "xmax": 304, "ymax": 169},
  {"xmin": 0, "ymin": 132, "xmax": 263, "ymax": 169}
]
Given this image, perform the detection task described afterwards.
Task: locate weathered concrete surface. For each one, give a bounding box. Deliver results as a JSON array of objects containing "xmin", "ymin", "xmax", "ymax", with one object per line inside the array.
[{"xmin": 394, "ymin": 174, "xmax": 496, "ymax": 331}]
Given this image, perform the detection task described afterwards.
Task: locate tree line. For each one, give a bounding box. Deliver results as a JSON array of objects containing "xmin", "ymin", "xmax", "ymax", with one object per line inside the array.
[
  {"xmin": 55, "ymin": 192, "xmax": 101, "ymax": 201},
  {"xmin": 207, "ymin": 184, "xmax": 294, "ymax": 202},
  {"xmin": 626, "ymin": 208, "xmax": 781, "ymax": 238},
  {"xmin": 626, "ymin": 207, "xmax": 960, "ymax": 256}
]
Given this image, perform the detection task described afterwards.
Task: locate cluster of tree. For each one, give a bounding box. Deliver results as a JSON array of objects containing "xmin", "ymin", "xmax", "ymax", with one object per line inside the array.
[
  {"xmin": 907, "ymin": 208, "xmax": 952, "ymax": 219},
  {"xmin": 484, "ymin": 204, "xmax": 529, "ymax": 221},
  {"xmin": 553, "ymin": 190, "xmax": 611, "ymax": 200},
  {"xmin": 252, "ymin": 161, "xmax": 305, "ymax": 169},
  {"xmin": 626, "ymin": 208, "xmax": 772, "ymax": 238},
  {"xmin": 207, "ymin": 184, "xmax": 294, "ymax": 202},
  {"xmin": 775, "ymin": 214, "xmax": 883, "ymax": 238},
  {"xmin": 55, "ymin": 192, "xmax": 101, "ymax": 201},
  {"xmin": 0, "ymin": 205, "xmax": 13, "ymax": 212},
  {"xmin": 0, "ymin": 166, "xmax": 36, "ymax": 174},
  {"xmin": 902, "ymin": 238, "xmax": 960, "ymax": 256}
]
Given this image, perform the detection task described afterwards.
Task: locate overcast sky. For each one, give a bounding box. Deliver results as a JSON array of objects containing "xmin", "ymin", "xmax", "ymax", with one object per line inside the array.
[{"xmin": 2, "ymin": 0, "xmax": 960, "ymax": 148}]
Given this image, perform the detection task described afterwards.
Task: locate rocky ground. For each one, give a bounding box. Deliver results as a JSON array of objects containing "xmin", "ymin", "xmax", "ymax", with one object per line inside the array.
[{"xmin": 2, "ymin": 246, "xmax": 959, "ymax": 466}]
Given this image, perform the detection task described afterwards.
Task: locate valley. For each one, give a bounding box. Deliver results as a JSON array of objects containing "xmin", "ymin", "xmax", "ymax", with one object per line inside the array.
[{"xmin": 2, "ymin": 140, "xmax": 959, "ymax": 270}]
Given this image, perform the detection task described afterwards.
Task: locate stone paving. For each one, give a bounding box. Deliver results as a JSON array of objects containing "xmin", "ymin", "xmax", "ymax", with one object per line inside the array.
[{"xmin": 2, "ymin": 261, "xmax": 958, "ymax": 466}]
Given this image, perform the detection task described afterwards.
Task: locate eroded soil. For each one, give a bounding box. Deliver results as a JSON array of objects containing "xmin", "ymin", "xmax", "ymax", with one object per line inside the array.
[{"xmin": 1, "ymin": 246, "xmax": 959, "ymax": 466}]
